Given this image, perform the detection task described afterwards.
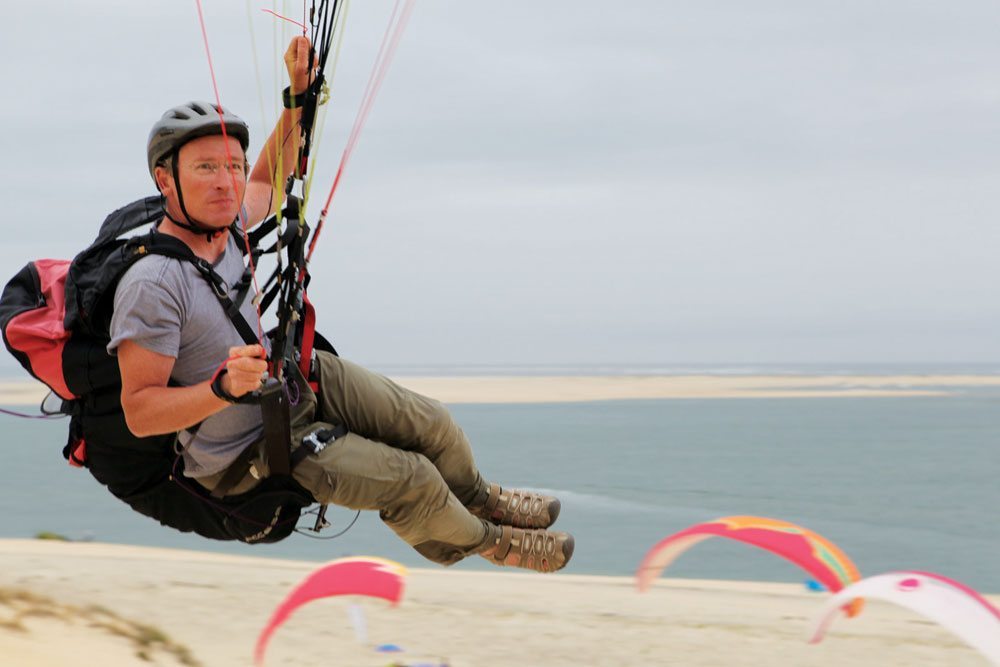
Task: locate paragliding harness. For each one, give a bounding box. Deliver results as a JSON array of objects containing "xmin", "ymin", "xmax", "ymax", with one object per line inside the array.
[{"xmin": 0, "ymin": 196, "xmax": 339, "ymax": 543}]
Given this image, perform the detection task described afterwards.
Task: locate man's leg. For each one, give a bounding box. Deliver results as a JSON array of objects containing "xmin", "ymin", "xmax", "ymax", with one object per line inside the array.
[
  {"xmin": 292, "ymin": 428, "xmax": 497, "ymax": 565},
  {"xmin": 310, "ymin": 352, "xmax": 487, "ymax": 506},
  {"xmin": 302, "ymin": 352, "xmax": 573, "ymax": 570}
]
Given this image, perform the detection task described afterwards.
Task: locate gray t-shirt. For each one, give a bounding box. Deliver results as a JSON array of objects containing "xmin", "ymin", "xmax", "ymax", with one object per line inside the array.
[{"xmin": 108, "ymin": 232, "xmax": 265, "ymax": 478}]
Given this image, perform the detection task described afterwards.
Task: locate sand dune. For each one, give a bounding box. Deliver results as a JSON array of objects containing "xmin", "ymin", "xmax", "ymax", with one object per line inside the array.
[{"xmin": 0, "ymin": 539, "xmax": 994, "ymax": 666}]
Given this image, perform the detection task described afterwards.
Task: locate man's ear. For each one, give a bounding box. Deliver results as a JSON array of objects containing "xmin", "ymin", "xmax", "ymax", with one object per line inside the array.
[{"xmin": 153, "ymin": 165, "xmax": 173, "ymax": 195}]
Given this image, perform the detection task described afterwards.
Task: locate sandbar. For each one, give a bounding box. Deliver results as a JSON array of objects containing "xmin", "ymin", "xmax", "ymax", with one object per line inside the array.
[{"xmin": 2, "ymin": 374, "xmax": 1000, "ymax": 406}]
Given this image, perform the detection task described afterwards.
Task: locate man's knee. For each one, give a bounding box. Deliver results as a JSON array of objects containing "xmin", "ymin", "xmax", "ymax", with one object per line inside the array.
[
  {"xmin": 380, "ymin": 452, "xmax": 449, "ymax": 516},
  {"xmin": 404, "ymin": 393, "xmax": 463, "ymax": 444}
]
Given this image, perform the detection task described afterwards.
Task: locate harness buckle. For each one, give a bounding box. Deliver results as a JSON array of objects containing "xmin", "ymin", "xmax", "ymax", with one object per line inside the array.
[
  {"xmin": 302, "ymin": 430, "xmax": 329, "ymax": 454},
  {"xmin": 301, "ymin": 425, "xmax": 346, "ymax": 455},
  {"xmin": 192, "ymin": 259, "xmax": 228, "ymax": 299}
]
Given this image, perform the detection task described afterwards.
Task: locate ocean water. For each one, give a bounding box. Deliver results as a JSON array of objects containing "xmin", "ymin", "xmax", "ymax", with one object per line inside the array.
[
  {"xmin": 370, "ymin": 362, "xmax": 1000, "ymax": 377},
  {"xmin": 1, "ymin": 392, "xmax": 998, "ymax": 592}
]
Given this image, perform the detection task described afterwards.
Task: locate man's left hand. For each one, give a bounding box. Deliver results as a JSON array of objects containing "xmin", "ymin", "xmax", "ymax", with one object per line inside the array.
[{"xmin": 286, "ymin": 36, "xmax": 318, "ymax": 96}]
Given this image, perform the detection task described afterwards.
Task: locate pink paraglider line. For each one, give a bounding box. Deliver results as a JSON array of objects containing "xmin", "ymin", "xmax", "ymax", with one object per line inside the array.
[
  {"xmin": 262, "ymin": 8, "xmax": 309, "ymax": 33},
  {"xmin": 254, "ymin": 557, "xmax": 407, "ymax": 666}
]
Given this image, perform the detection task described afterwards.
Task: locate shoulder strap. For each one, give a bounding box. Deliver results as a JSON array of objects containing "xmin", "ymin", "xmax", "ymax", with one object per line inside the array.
[{"xmin": 131, "ymin": 234, "xmax": 260, "ymax": 346}]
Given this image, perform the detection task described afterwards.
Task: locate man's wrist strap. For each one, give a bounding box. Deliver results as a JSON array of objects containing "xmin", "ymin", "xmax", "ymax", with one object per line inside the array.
[
  {"xmin": 282, "ymin": 86, "xmax": 305, "ymax": 109},
  {"xmin": 211, "ymin": 370, "xmax": 241, "ymax": 404}
]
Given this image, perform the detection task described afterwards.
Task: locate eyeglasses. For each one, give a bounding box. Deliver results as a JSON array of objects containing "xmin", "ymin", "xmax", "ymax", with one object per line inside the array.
[{"xmin": 185, "ymin": 161, "xmax": 249, "ymax": 179}]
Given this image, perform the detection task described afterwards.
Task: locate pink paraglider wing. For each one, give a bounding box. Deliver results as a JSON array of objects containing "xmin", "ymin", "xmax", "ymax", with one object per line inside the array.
[
  {"xmin": 254, "ymin": 557, "xmax": 407, "ymax": 665},
  {"xmin": 636, "ymin": 516, "xmax": 863, "ymax": 616},
  {"xmin": 635, "ymin": 529, "xmax": 719, "ymax": 591}
]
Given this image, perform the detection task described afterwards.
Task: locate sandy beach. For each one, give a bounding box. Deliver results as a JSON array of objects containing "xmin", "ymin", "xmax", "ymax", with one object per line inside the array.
[
  {"xmin": 2, "ymin": 374, "xmax": 1000, "ymax": 406},
  {"xmin": 2, "ymin": 375, "xmax": 997, "ymax": 665},
  {"xmin": 0, "ymin": 539, "xmax": 994, "ymax": 667}
]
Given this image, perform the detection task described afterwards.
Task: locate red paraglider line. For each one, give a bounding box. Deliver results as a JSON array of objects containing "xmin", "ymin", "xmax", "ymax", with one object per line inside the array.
[
  {"xmin": 193, "ymin": 0, "xmax": 266, "ymax": 344},
  {"xmin": 262, "ymin": 8, "xmax": 308, "ymax": 33},
  {"xmin": 307, "ymin": 0, "xmax": 417, "ymax": 263}
]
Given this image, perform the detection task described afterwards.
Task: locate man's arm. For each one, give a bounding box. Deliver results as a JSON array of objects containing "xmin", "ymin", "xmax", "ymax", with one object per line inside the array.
[
  {"xmin": 118, "ymin": 341, "xmax": 268, "ymax": 437},
  {"xmin": 244, "ymin": 36, "xmax": 317, "ymax": 227}
]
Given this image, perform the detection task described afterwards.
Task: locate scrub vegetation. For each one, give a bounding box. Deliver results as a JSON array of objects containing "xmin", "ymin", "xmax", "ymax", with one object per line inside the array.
[{"xmin": 0, "ymin": 587, "xmax": 201, "ymax": 666}]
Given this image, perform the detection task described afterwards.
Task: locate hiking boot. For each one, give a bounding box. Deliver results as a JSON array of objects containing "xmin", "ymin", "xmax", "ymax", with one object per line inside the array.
[
  {"xmin": 479, "ymin": 525, "xmax": 574, "ymax": 573},
  {"xmin": 470, "ymin": 483, "xmax": 561, "ymax": 529}
]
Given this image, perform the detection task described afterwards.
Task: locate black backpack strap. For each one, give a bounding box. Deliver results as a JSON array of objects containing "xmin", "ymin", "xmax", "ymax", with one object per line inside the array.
[
  {"xmin": 189, "ymin": 258, "xmax": 259, "ymax": 346},
  {"xmin": 208, "ymin": 436, "xmax": 258, "ymax": 498}
]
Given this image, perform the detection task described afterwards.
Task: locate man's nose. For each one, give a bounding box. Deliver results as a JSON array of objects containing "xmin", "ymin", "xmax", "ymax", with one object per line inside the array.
[{"xmin": 213, "ymin": 168, "xmax": 238, "ymax": 187}]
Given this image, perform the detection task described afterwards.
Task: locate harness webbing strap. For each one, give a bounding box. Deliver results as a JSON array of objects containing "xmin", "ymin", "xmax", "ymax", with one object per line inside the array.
[
  {"xmin": 299, "ymin": 294, "xmax": 318, "ymax": 386},
  {"xmin": 136, "ymin": 237, "xmax": 262, "ymax": 347},
  {"xmin": 209, "ymin": 422, "xmax": 347, "ymax": 499},
  {"xmin": 258, "ymin": 379, "xmax": 292, "ymax": 476},
  {"xmin": 209, "ymin": 442, "xmax": 257, "ymax": 499},
  {"xmin": 137, "ymin": 235, "xmax": 295, "ymax": 488}
]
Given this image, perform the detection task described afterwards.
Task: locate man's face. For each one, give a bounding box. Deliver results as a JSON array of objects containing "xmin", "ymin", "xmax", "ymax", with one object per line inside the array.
[{"xmin": 158, "ymin": 134, "xmax": 248, "ymax": 228}]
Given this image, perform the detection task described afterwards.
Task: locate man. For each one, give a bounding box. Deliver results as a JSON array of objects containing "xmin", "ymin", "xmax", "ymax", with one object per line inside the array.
[{"xmin": 109, "ymin": 36, "xmax": 574, "ymax": 572}]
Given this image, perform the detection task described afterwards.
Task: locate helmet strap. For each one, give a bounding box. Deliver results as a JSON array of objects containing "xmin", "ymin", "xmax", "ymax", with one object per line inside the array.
[{"xmin": 166, "ymin": 152, "xmax": 230, "ymax": 242}]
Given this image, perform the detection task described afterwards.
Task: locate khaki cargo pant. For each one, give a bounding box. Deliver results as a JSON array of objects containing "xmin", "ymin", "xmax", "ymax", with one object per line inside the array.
[{"xmin": 197, "ymin": 351, "xmax": 495, "ymax": 565}]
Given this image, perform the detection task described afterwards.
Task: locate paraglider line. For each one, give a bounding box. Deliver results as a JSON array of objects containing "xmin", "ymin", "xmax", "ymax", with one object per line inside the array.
[
  {"xmin": 295, "ymin": 508, "xmax": 361, "ymax": 539},
  {"xmin": 0, "ymin": 407, "xmax": 65, "ymax": 420},
  {"xmin": 262, "ymin": 8, "xmax": 309, "ymax": 33}
]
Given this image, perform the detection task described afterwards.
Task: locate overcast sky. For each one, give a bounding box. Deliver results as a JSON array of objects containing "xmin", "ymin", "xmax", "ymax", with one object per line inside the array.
[{"xmin": 2, "ymin": 1, "xmax": 999, "ymax": 369}]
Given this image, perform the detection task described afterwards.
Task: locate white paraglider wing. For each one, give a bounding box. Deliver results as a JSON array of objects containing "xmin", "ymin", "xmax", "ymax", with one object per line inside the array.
[{"xmin": 809, "ymin": 571, "xmax": 1000, "ymax": 665}]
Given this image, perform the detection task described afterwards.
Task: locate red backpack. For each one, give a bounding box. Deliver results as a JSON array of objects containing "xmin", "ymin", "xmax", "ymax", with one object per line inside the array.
[{"xmin": 2, "ymin": 259, "xmax": 76, "ymax": 402}]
